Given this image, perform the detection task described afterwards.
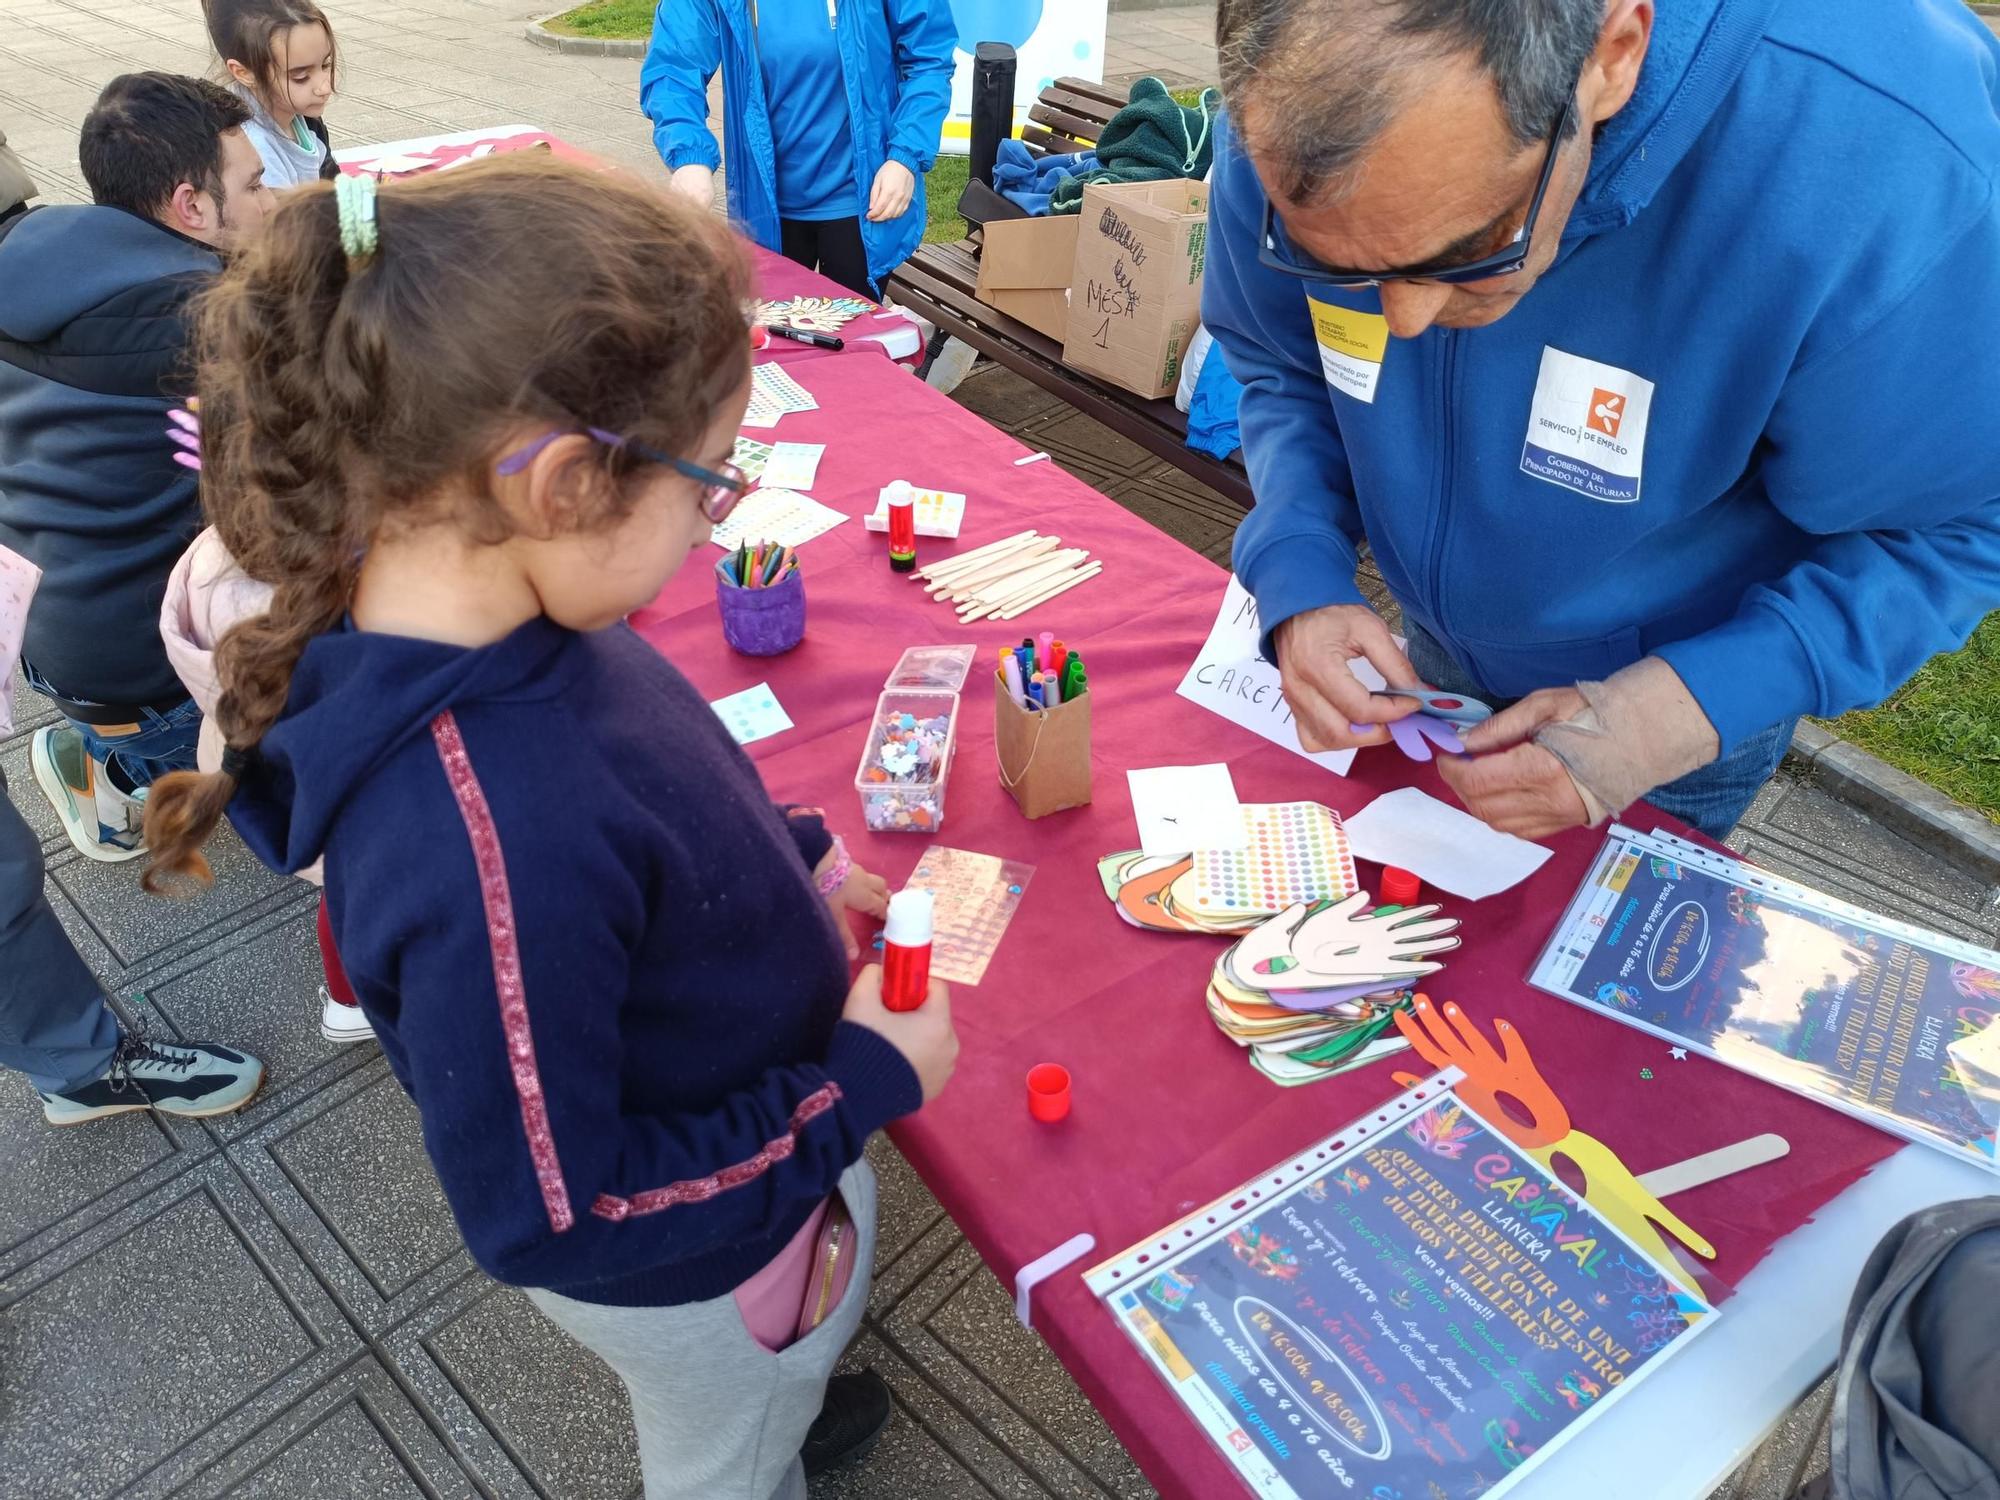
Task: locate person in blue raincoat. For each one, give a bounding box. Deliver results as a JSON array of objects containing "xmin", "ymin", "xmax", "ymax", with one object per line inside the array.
[{"xmin": 641, "ymin": 0, "xmax": 957, "ymax": 298}]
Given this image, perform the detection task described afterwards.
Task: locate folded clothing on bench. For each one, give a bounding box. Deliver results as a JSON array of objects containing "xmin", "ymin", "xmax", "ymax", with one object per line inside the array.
[{"xmin": 993, "ymin": 139, "xmax": 1096, "ymax": 216}]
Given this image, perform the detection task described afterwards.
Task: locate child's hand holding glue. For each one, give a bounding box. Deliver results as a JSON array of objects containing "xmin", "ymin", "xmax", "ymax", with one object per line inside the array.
[
  {"xmin": 816, "ymin": 839, "xmax": 891, "ymax": 959},
  {"xmin": 843, "ymin": 964, "xmax": 957, "ymax": 1104}
]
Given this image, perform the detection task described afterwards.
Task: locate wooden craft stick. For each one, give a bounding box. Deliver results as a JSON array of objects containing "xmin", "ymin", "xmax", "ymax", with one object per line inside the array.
[
  {"xmin": 981, "ymin": 554, "xmax": 1095, "ymax": 605},
  {"xmin": 927, "ymin": 537, "xmax": 1058, "ymax": 595},
  {"xmin": 995, "ymin": 562, "xmax": 1103, "ymax": 619},
  {"xmin": 955, "ymin": 556, "xmax": 1091, "ymax": 618},
  {"xmin": 952, "ymin": 549, "xmax": 1088, "ymax": 609},
  {"xmin": 1636, "ymin": 1134, "xmax": 1789, "ymax": 1199},
  {"xmin": 916, "ymin": 530, "xmax": 1040, "ymax": 582},
  {"xmin": 939, "ymin": 541, "xmax": 1069, "ymax": 601}
]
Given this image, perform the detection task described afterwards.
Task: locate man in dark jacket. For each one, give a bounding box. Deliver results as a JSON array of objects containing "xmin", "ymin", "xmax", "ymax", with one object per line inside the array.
[{"xmin": 0, "ymin": 73, "xmax": 273, "ymax": 862}]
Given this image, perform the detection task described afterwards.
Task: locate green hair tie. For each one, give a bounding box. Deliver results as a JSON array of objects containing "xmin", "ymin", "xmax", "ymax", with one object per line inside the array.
[{"xmin": 335, "ymin": 173, "xmax": 379, "ymax": 264}]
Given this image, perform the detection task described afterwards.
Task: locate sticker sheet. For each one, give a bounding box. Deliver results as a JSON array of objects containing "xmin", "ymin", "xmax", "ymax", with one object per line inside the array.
[
  {"xmin": 709, "ymin": 489, "xmax": 848, "ymax": 551},
  {"xmin": 1192, "ymin": 803, "xmax": 1359, "ymax": 915},
  {"xmin": 864, "ymin": 486, "xmax": 967, "ymax": 539},
  {"xmin": 743, "ymin": 363, "xmax": 820, "ymax": 428},
  {"xmin": 708, "ymin": 682, "xmax": 793, "ymax": 745},
  {"xmin": 897, "ymin": 847, "xmax": 1035, "ymax": 986},
  {"xmin": 731, "ymin": 435, "xmax": 775, "ymax": 482},
  {"xmin": 760, "ymin": 442, "xmax": 826, "ymax": 492}
]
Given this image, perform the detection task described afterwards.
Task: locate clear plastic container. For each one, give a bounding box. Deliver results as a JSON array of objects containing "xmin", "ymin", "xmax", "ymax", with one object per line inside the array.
[{"xmin": 855, "ymin": 688, "xmax": 960, "ymax": 832}]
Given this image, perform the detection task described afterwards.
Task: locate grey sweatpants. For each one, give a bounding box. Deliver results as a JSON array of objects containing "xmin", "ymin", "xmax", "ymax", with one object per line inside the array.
[{"xmin": 529, "ymin": 1158, "xmax": 877, "ymax": 1500}]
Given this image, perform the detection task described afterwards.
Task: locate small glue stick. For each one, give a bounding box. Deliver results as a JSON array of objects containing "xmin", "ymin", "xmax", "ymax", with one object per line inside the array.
[
  {"xmin": 884, "ymin": 480, "xmax": 918, "ymax": 573},
  {"xmin": 881, "ymin": 888, "xmax": 934, "ymax": 1011}
]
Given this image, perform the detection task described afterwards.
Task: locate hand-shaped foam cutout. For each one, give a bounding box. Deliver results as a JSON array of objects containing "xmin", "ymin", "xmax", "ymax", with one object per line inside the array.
[
  {"xmin": 1394, "ymin": 997, "xmax": 1570, "ymax": 1146},
  {"xmin": 1233, "ymin": 894, "xmax": 1460, "ymax": 991},
  {"xmin": 1347, "ymin": 713, "xmax": 1468, "ymax": 762},
  {"xmin": 1393, "ymin": 996, "xmax": 1715, "ymax": 1265}
]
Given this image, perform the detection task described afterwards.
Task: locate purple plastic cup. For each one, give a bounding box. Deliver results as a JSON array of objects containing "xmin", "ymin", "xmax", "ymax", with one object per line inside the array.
[{"xmin": 716, "ymin": 565, "xmax": 806, "ymax": 655}]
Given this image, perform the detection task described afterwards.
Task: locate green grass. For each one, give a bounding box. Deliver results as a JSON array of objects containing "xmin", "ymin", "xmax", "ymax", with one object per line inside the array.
[
  {"xmin": 1823, "ymin": 613, "xmax": 2000, "ymax": 824},
  {"xmin": 924, "ymin": 153, "xmax": 972, "ymax": 243},
  {"xmin": 542, "ymin": 0, "xmax": 651, "ymax": 38}
]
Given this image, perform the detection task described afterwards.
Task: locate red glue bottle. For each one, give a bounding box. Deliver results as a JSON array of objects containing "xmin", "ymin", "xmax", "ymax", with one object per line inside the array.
[
  {"xmin": 881, "ymin": 889, "xmax": 934, "ymax": 1011},
  {"xmin": 884, "ymin": 480, "xmax": 918, "ymax": 573}
]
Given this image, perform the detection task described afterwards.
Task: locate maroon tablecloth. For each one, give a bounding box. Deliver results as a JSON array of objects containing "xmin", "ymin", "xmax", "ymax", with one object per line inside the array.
[{"xmin": 631, "ymin": 254, "xmax": 1901, "ymax": 1500}]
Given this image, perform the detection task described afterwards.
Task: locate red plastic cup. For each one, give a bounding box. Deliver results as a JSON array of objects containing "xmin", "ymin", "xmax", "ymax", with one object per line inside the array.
[
  {"xmin": 1026, "ymin": 1063, "xmax": 1071, "ymax": 1123},
  {"xmin": 1380, "ymin": 866, "xmax": 1422, "ymax": 906}
]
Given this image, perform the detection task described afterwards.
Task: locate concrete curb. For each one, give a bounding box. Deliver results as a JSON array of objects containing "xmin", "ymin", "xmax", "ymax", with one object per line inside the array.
[
  {"xmin": 522, "ymin": 15, "xmax": 646, "ymax": 57},
  {"xmin": 1784, "ymin": 723, "xmax": 2000, "ymax": 883}
]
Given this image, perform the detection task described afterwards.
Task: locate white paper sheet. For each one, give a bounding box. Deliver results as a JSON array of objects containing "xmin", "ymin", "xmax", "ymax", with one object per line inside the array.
[
  {"xmin": 1126, "ymin": 764, "xmax": 1249, "ymax": 857},
  {"xmin": 1175, "ymin": 576, "xmax": 1381, "ymax": 777},
  {"xmin": 760, "ymin": 442, "xmax": 825, "ymax": 492},
  {"xmin": 709, "ymin": 682, "xmax": 794, "ymax": 745},
  {"xmin": 1343, "ymin": 786, "xmax": 1552, "ymax": 900}
]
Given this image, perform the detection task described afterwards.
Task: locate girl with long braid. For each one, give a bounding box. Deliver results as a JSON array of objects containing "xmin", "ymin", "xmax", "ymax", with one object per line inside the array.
[{"xmin": 143, "ymin": 157, "xmax": 956, "ymax": 1499}]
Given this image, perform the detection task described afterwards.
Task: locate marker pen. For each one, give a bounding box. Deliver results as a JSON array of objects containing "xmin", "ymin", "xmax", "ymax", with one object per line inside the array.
[
  {"xmin": 884, "ymin": 480, "xmax": 918, "ymax": 573},
  {"xmin": 881, "ymin": 889, "xmax": 934, "ymax": 1011},
  {"xmin": 765, "ymin": 323, "xmax": 844, "ymax": 350}
]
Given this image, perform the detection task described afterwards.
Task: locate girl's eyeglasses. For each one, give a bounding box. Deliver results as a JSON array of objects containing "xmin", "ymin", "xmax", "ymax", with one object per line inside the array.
[{"xmin": 497, "ymin": 427, "xmax": 749, "ymax": 524}]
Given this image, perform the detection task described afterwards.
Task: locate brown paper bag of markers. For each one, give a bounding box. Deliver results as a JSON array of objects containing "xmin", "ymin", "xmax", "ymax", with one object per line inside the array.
[{"xmin": 994, "ymin": 672, "xmax": 1091, "ymax": 818}]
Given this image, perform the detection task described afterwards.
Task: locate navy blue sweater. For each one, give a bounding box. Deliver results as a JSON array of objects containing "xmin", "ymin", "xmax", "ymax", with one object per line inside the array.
[{"xmin": 232, "ymin": 618, "xmax": 921, "ymax": 1307}]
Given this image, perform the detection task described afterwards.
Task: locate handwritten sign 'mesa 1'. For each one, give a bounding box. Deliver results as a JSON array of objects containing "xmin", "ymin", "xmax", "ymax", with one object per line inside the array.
[{"xmin": 1061, "ymin": 178, "xmax": 1210, "ymax": 400}]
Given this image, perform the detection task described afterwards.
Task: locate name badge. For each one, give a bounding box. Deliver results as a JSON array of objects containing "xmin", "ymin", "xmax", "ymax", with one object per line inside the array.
[
  {"xmin": 1306, "ymin": 296, "xmax": 1389, "ymax": 404},
  {"xmin": 1520, "ymin": 347, "xmax": 1656, "ymax": 503}
]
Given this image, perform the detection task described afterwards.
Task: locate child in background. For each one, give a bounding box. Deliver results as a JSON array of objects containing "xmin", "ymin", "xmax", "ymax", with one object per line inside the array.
[
  {"xmin": 159, "ymin": 526, "xmax": 373, "ymax": 1043},
  {"xmin": 205, "ymin": 0, "xmax": 339, "ymax": 189},
  {"xmin": 144, "ymin": 157, "xmax": 955, "ymax": 1500}
]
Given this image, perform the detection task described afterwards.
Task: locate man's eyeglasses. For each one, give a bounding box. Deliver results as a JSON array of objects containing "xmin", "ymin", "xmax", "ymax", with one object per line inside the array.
[
  {"xmin": 497, "ymin": 427, "xmax": 748, "ymax": 524},
  {"xmin": 1258, "ymin": 93, "xmax": 1578, "ymax": 290}
]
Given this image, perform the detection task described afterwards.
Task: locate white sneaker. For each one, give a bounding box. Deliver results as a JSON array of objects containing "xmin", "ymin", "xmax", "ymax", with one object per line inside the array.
[{"xmin": 319, "ymin": 987, "xmax": 376, "ymax": 1044}]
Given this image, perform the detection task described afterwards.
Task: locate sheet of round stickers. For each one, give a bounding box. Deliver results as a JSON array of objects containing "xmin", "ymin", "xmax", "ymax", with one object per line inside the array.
[{"xmin": 1191, "ymin": 802, "xmax": 1359, "ymax": 916}]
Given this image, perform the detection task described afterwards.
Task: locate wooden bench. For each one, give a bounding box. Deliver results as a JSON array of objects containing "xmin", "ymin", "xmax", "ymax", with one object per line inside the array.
[{"xmin": 886, "ymin": 76, "xmax": 1252, "ymax": 510}]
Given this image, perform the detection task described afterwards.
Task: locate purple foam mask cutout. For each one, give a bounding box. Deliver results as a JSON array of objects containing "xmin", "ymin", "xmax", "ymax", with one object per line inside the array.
[{"xmin": 1349, "ymin": 713, "xmax": 1467, "ymax": 763}]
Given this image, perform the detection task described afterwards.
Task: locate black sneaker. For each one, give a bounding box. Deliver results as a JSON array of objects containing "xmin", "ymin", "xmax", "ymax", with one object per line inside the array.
[
  {"xmin": 801, "ymin": 1370, "xmax": 893, "ymax": 1478},
  {"xmin": 39, "ymin": 1023, "xmax": 264, "ymax": 1125}
]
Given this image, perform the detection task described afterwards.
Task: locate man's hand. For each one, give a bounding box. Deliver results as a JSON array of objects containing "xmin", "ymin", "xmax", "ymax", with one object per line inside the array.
[
  {"xmin": 670, "ymin": 163, "xmax": 715, "ymax": 208},
  {"xmin": 1274, "ymin": 604, "xmax": 1423, "ymax": 751},
  {"xmin": 1437, "ymin": 687, "xmax": 1590, "ymax": 838},
  {"xmin": 865, "ymin": 160, "xmax": 916, "ymax": 223}
]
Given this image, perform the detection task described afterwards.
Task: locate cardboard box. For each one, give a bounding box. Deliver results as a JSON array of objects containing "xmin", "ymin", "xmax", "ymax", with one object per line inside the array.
[
  {"xmin": 975, "ymin": 215, "xmax": 1081, "ymax": 342},
  {"xmin": 1062, "ymin": 179, "xmax": 1209, "ymax": 400}
]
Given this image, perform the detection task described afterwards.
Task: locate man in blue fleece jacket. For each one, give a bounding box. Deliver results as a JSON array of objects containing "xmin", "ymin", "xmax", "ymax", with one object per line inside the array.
[{"xmin": 1204, "ymin": 0, "xmax": 2000, "ymax": 839}]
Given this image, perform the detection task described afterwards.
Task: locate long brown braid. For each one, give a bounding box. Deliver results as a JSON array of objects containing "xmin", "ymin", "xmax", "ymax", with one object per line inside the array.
[{"xmin": 143, "ymin": 154, "xmax": 753, "ymax": 891}]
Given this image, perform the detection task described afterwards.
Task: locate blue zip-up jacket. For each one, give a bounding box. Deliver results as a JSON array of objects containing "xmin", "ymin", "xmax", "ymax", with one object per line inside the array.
[
  {"xmin": 640, "ymin": 0, "xmax": 957, "ymax": 295},
  {"xmin": 1205, "ymin": 0, "xmax": 2000, "ymax": 755},
  {"xmin": 230, "ymin": 618, "xmax": 921, "ymax": 1307}
]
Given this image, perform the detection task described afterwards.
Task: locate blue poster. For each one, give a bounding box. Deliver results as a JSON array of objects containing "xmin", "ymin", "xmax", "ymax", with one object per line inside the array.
[
  {"xmin": 1101, "ymin": 1095, "xmax": 1711, "ymax": 1500},
  {"xmin": 1530, "ymin": 829, "xmax": 2000, "ymax": 1169}
]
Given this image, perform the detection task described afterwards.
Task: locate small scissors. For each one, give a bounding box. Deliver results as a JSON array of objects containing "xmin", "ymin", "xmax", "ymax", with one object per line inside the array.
[{"xmin": 1384, "ymin": 686, "xmax": 1493, "ymax": 728}]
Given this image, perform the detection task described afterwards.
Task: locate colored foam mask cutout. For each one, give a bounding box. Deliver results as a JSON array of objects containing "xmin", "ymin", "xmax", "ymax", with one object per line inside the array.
[
  {"xmin": 1394, "ymin": 997, "xmax": 1569, "ymax": 1146},
  {"xmin": 1393, "ymin": 996, "xmax": 1715, "ymax": 1266}
]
